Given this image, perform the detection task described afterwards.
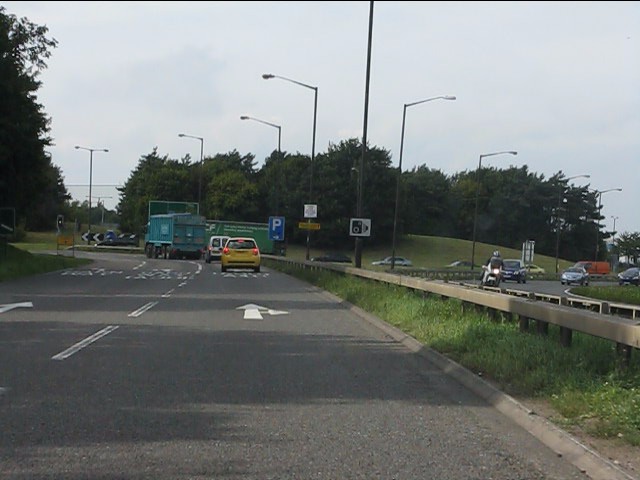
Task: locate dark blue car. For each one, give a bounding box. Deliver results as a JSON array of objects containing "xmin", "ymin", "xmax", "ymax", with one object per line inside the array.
[{"xmin": 501, "ymin": 259, "xmax": 527, "ymax": 284}]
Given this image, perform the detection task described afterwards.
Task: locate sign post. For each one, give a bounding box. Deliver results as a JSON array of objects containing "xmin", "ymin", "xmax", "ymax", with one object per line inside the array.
[{"xmin": 303, "ymin": 204, "xmax": 317, "ymax": 261}]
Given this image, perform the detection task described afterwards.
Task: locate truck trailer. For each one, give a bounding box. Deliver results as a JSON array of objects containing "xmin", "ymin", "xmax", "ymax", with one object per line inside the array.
[{"xmin": 144, "ymin": 213, "xmax": 207, "ymax": 260}]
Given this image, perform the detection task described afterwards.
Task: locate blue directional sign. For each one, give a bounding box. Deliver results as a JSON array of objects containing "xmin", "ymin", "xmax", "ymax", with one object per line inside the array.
[{"xmin": 268, "ymin": 216, "xmax": 285, "ymax": 241}]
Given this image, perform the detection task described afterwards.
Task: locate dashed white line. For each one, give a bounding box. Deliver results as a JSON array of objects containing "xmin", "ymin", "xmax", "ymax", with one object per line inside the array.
[
  {"xmin": 128, "ymin": 301, "xmax": 158, "ymax": 317},
  {"xmin": 51, "ymin": 325, "xmax": 119, "ymax": 361},
  {"xmin": 162, "ymin": 289, "xmax": 175, "ymax": 298}
]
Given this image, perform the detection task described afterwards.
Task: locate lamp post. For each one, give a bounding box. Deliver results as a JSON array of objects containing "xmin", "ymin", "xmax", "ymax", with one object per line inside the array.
[
  {"xmin": 178, "ymin": 133, "xmax": 204, "ymax": 211},
  {"xmin": 262, "ymin": 73, "xmax": 317, "ymax": 260},
  {"xmin": 75, "ymin": 145, "xmax": 109, "ymax": 243},
  {"xmin": 594, "ymin": 188, "xmax": 622, "ymax": 261},
  {"xmin": 470, "ymin": 150, "xmax": 517, "ymax": 269},
  {"xmin": 611, "ymin": 215, "xmax": 619, "ymax": 239},
  {"xmin": 240, "ymin": 115, "xmax": 281, "ymax": 153},
  {"xmin": 554, "ymin": 174, "xmax": 590, "ymax": 273},
  {"xmin": 241, "ymin": 115, "xmax": 283, "ymax": 215},
  {"xmin": 390, "ymin": 95, "xmax": 456, "ymax": 270}
]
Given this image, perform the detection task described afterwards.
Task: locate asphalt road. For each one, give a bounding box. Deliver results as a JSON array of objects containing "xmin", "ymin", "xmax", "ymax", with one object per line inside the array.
[{"xmin": 0, "ymin": 252, "xmax": 592, "ymax": 479}]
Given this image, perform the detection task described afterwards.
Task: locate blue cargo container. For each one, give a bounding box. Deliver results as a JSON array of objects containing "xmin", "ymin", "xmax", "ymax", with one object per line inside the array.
[{"xmin": 144, "ymin": 213, "xmax": 207, "ymax": 260}]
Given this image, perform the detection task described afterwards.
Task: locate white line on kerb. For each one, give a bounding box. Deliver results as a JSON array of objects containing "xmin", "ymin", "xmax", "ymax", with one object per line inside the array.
[
  {"xmin": 51, "ymin": 325, "xmax": 119, "ymax": 361},
  {"xmin": 128, "ymin": 301, "xmax": 158, "ymax": 317}
]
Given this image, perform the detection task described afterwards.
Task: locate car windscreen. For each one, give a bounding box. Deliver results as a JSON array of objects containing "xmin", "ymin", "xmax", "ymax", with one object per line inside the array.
[{"xmin": 503, "ymin": 261, "xmax": 520, "ymax": 269}]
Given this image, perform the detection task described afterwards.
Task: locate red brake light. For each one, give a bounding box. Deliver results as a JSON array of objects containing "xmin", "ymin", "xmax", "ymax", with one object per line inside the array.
[
  {"xmin": 223, "ymin": 247, "xmax": 229, "ymax": 254},
  {"xmin": 252, "ymin": 248, "xmax": 258, "ymax": 255}
]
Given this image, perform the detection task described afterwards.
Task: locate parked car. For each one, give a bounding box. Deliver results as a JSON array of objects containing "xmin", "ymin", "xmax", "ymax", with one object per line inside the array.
[
  {"xmin": 204, "ymin": 235, "xmax": 230, "ymax": 263},
  {"xmin": 371, "ymin": 256, "xmax": 413, "ymax": 267},
  {"xmin": 445, "ymin": 260, "xmax": 475, "ymax": 268},
  {"xmin": 311, "ymin": 252, "xmax": 352, "ymax": 263},
  {"xmin": 560, "ymin": 266, "xmax": 590, "ymax": 286},
  {"xmin": 618, "ymin": 267, "xmax": 640, "ymax": 286},
  {"xmin": 525, "ymin": 264, "xmax": 546, "ymax": 275},
  {"xmin": 501, "ymin": 259, "xmax": 527, "ymax": 283},
  {"xmin": 221, "ymin": 237, "xmax": 261, "ymax": 273}
]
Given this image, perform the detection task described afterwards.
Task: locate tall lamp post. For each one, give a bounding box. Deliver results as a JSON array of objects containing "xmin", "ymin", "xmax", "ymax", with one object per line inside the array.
[
  {"xmin": 554, "ymin": 174, "xmax": 590, "ymax": 273},
  {"xmin": 262, "ymin": 73, "xmax": 317, "ymax": 260},
  {"xmin": 240, "ymin": 115, "xmax": 281, "ymax": 153},
  {"xmin": 611, "ymin": 215, "xmax": 619, "ymax": 240},
  {"xmin": 470, "ymin": 150, "xmax": 518, "ymax": 270},
  {"xmin": 178, "ymin": 133, "xmax": 204, "ymax": 212},
  {"xmin": 593, "ymin": 188, "xmax": 622, "ymax": 261},
  {"xmin": 75, "ymin": 145, "xmax": 109, "ymax": 243},
  {"xmin": 240, "ymin": 115, "xmax": 283, "ymax": 215},
  {"xmin": 390, "ymin": 95, "xmax": 456, "ymax": 270}
]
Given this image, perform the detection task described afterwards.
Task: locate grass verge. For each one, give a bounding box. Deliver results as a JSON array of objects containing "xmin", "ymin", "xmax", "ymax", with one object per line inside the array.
[
  {"xmin": 266, "ymin": 259, "xmax": 640, "ymax": 447},
  {"xmin": 0, "ymin": 244, "xmax": 92, "ymax": 282}
]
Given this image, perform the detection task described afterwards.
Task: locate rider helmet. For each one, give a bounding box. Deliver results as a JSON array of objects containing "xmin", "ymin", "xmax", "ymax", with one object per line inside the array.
[{"xmin": 492, "ymin": 250, "xmax": 500, "ymax": 257}]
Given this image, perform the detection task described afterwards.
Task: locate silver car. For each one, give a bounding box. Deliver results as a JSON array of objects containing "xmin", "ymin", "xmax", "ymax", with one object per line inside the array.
[{"xmin": 560, "ymin": 266, "xmax": 590, "ymax": 286}]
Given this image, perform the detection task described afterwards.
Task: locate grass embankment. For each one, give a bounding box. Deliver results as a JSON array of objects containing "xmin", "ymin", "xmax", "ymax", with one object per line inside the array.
[
  {"xmin": 2, "ymin": 229, "xmax": 92, "ymax": 282},
  {"xmin": 266, "ymin": 260, "xmax": 640, "ymax": 447}
]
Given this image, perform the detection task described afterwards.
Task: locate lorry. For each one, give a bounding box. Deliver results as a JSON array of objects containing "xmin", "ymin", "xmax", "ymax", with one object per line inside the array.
[
  {"xmin": 206, "ymin": 220, "xmax": 275, "ymax": 254},
  {"xmin": 144, "ymin": 213, "xmax": 207, "ymax": 260}
]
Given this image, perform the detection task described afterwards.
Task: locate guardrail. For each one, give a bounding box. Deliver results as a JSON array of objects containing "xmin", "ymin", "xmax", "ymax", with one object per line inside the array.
[{"xmin": 264, "ymin": 256, "xmax": 640, "ymax": 364}]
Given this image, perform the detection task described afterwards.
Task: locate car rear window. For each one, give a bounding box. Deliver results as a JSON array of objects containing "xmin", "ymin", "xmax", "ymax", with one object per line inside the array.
[{"xmin": 228, "ymin": 239, "xmax": 256, "ymax": 249}]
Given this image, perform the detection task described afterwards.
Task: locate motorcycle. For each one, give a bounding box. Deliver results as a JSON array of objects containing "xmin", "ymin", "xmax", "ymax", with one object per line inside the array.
[{"xmin": 481, "ymin": 263, "xmax": 502, "ymax": 287}]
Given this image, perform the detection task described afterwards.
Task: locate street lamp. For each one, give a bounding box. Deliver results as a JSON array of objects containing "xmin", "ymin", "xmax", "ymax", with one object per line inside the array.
[
  {"xmin": 240, "ymin": 115, "xmax": 281, "ymax": 153},
  {"xmin": 263, "ymin": 73, "xmax": 317, "ymax": 260},
  {"xmin": 178, "ymin": 133, "xmax": 204, "ymax": 211},
  {"xmin": 470, "ymin": 150, "xmax": 518, "ymax": 269},
  {"xmin": 554, "ymin": 174, "xmax": 590, "ymax": 273},
  {"xmin": 611, "ymin": 215, "xmax": 619, "ymax": 239},
  {"xmin": 390, "ymin": 95, "xmax": 456, "ymax": 270},
  {"xmin": 75, "ymin": 145, "xmax": 109, "ymax": 243},
  {"xmin": 593, "ymin": 188, "xmax": 622, "ymax": 261}
]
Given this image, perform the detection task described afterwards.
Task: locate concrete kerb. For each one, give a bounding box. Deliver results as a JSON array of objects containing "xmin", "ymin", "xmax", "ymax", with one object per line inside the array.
[{"xmin": 317, "ymin": 289, "xmax": 637, "ymax": 480}]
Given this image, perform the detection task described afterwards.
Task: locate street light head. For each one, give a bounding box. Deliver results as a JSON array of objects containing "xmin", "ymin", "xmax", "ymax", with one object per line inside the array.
[
  {"xmin": 262, "ymin": 74, "xmax": 274, "ymax": 79},
  {"xmin": 240, "ymin": 116, "xmax": 249, "ymax": 120},
  {"xmin": 74, "ymin": 145, "xmax": 80, "ymax": 150},
  {"xmin": 509, "ymin": 151, "xmax": 518, "ymax": 155},
  {"xmin": 178, "ymin": 133, "xmax": 185, "ymax": 137},
  {"xmin": 443, "ymin": 96, "xmax": 456, "ymax": 100},
  {"xmin": 103, "ymin": 149, "xmax": 109, "ymax": 153}
]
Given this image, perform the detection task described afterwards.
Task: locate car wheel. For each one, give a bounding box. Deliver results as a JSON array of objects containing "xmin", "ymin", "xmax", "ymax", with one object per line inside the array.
[
  {"xmin": 254, "ymin": 266, "xmax": 261, "ymax": 273},
  {"xmin": 221, "ymin": 265, "xmax": 227, "ymax": 273}
]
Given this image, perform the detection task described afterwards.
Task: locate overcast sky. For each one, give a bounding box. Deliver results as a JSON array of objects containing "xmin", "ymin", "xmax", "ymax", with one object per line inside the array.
[{"xmin": 5, "ymin": 1, "xmax": 639, "ymax": 234}]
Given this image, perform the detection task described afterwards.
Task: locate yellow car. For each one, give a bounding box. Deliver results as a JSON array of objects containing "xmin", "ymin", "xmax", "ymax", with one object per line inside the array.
[
  {"xmin": 221, "ymin": 237, "xmax": 261, "ymax": 273},
  {"xmin": 526, "ymin": 264, "xmax": 546, "ymax": 274}
]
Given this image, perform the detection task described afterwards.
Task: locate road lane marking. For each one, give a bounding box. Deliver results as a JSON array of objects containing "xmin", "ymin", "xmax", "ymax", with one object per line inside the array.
[
  {"xmin": 51, "ymin": 325, "xmax": 119, "ymax": 361},
  {"xmin": 162, "ymin": 289, "xmax": 175, "ymax": 298},
  {"xmin": 128, "ymin": 301, "xmax": 158, "ymax": 317},
  {"xmin": 236, "ymin": 303, "xmax": 289, "ymax": 320},
  {"xmin": 0, "ymin": 302, "xmax": 33, "ymax": 314}
]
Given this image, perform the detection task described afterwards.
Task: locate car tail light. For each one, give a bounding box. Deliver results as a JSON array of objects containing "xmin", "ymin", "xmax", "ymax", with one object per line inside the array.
[
  {"xmin": 252, "ymin": 248, "xmax": 259, "ymax": 256},
  {"xmin": 223, "ymin": 247, "xmax": 229, "ymax": 254}
]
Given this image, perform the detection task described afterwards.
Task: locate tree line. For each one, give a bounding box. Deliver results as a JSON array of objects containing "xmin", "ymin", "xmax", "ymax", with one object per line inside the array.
[{"xmin": 115, "ymin": 140, "xmax": 617, "ymax": 262}]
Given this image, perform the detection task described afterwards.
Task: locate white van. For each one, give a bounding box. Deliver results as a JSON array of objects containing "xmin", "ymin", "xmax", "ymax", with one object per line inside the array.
[{"xmin": 204, "ymin": 235, "xmax": 230, "ymax": 263}]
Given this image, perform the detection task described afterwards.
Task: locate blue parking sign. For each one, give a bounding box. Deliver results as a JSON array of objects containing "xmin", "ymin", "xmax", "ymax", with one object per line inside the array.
[{"xmin": 268, "ymin": 216, "xmax": 285, "ymax": 241}]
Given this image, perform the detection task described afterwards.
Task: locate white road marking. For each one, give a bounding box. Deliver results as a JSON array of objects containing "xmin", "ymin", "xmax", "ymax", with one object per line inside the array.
[
  {"xmin": 128, "ymin": 302, "xmax": 158, "ymax": 317},
  {"xmin": 162, "ymin": 289, "xmax": 175, "ymax": 298},
  {"xmin": 0, "ymin": 302, "xmax": 33, "ymax": 314},
  {"xmin": 133, "ymin": 261, "xmax": 146, "ymax": 270},
  {"xmin": 51, "ymin": 325, "xmax": 119, "ymax": 360},
  {"xmin": 236, "ymin": 303, "xmax": 289, "ymax": 320}
]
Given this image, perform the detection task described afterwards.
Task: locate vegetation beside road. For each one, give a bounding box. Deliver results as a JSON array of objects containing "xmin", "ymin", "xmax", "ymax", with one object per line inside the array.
[
  {"xmin": 0, "ymin": 244, "xmax": 91, "ymax": 282},
  {"xmin": 266, "ymin": 259, "xmax": 640, "ymax": 448}
]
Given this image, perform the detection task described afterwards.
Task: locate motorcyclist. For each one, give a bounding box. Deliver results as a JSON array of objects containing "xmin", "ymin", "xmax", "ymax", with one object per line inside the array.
[{"xmin": 482, "ymin": 250, "xmax": 504, "ymax": 285}]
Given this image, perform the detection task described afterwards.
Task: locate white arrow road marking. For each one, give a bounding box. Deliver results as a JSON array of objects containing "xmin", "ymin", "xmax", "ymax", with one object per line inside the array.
[
  {"xmin": 128, "ymin": 301, "xmax": 158, "ymax": 318},
  {"xmin": 236, "ymin": 303, "xmax": 289, "ymax": 320},
  {"xmin": 0, "ymin": 302, "xmax": 33, "ymax": 314},
  {"xmin": 52, "ymin": 325, "xmax": 119, "ymax": 360}
]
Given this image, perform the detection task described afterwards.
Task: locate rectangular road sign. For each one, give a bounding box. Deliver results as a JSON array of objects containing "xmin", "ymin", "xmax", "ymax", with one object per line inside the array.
[
  {"xmin": 57, "ymin": 235, "xmax": 74, "ymax": 247},
  {"xmin": 268, "ymin": 216, "xmax": 285, "ymax": 241},
  {"xmin": 298, "ymin": 222, "xmax": 321, "ymax": 230}
]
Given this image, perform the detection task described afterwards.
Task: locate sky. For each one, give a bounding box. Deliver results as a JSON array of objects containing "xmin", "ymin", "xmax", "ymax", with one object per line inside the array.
[{"xmin": 4, "ymin": 1, "xmax": 639, "ymax": 234}]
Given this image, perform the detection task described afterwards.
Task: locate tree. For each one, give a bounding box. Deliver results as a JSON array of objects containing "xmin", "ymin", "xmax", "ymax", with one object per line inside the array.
[{"xmin": 0, "ymin": 7, "xmax": 62, "ymax": 229}]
